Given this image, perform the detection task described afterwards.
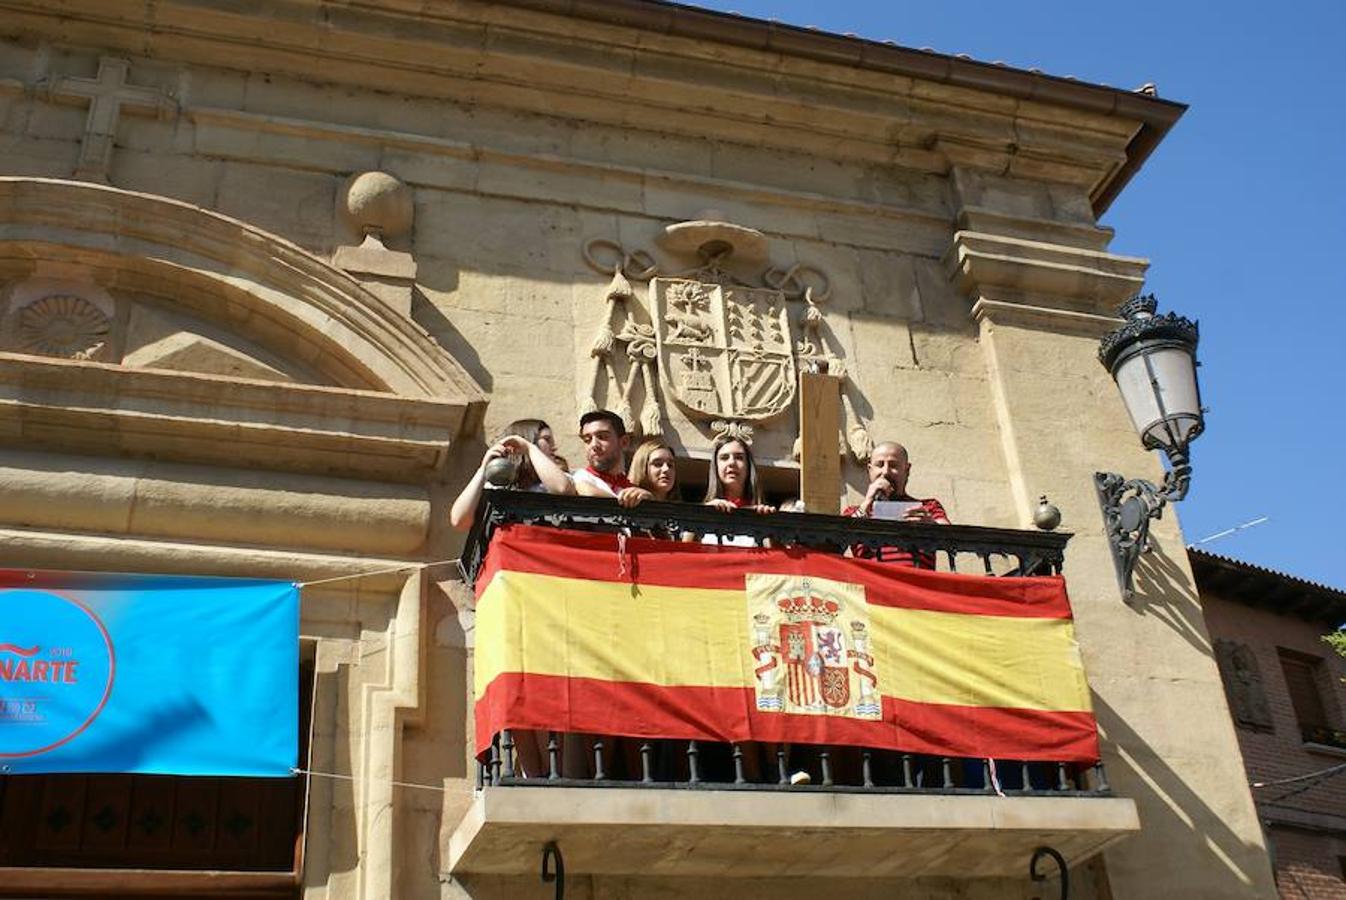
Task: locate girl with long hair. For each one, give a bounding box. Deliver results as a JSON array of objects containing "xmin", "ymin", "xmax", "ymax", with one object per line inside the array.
[
  {"xmin": 624, "ymin": 437, "xmax": 678, "ymax": 503},
  {"xmin": 703, "ymin": 435, "xmax": 774, "ymax": 515},
  {"xmin": 449, "ymin": 418, "xmax": 572, "ymax": 531}
]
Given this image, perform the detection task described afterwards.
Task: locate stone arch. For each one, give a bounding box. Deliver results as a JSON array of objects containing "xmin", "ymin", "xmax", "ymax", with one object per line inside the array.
[{"xmin": 0, "ymin": 176, "xmax": 485, "ymax": 403}]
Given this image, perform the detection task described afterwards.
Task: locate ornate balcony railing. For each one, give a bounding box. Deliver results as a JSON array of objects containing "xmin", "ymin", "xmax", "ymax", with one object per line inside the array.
[
  {"xmin": 459, "ymin": 491, "xmax": 1072, "ymax": 585},
  {"xmin": 463, "ymin": 492, "xmax": 1106, "ymax": 798}
]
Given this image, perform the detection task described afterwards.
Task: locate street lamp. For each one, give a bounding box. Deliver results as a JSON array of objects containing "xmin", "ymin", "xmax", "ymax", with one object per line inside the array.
[{"xmin": 1094, "ymin": 294, "xmax": 1204, "ymax": 600}]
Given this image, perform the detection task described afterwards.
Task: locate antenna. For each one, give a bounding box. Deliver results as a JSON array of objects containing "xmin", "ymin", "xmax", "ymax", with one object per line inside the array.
[{"xmin": 1192, "ymin": 516, "xmax": 1269, "ymax": 546}]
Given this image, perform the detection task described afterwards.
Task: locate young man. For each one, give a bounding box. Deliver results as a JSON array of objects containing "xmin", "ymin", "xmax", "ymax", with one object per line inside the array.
[
  {"xmin": 843, "ymin": 441, "xmax": 948, "ymax": 566},
  {"xmin": 571, "ymin": 409, "xmax": 645, "ymax": 500}
]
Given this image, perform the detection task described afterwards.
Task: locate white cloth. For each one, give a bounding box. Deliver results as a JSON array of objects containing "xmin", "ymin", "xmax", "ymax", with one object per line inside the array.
[
  {"xmin": 569, "ymin": 468, "xmax": 618, "ymax": 497},
  {"xmin": 701, "ymin": 533, "xmax": 759, "ymax": 548}
]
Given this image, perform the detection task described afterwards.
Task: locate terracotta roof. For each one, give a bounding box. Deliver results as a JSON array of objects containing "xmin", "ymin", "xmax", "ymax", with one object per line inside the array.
[
  {"xmin": 498, "ymin": 0, "xmax": 1187, "ymax": 215},
  {"xmin": 1188, "ymin": 547, "xmax": 1346, "ymax": 625}
]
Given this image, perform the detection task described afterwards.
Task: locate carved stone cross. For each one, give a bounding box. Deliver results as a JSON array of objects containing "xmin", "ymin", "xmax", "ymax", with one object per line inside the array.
[{"xmin": 47, "ymin": 57, "xmax": 173, "ymax": 183}]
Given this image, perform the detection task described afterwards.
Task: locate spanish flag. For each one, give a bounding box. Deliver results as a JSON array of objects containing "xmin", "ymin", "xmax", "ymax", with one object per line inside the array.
[{"xmin": 474, "ymin": 525, "xmax": 1099, "ymax": 763}]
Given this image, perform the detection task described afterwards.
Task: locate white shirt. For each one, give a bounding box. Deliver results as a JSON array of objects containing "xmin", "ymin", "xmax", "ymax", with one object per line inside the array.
[{"xmin": 570, "ymin": 468, "xmax": 619, "ymax": 497}]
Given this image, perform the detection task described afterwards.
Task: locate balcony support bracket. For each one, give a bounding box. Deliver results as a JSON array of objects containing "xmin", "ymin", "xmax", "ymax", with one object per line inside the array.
[
  {"xmin": 541, "ymin": 841, "xmax": 564, "ymax": 900},
  {"xmin": 1030, "ymin": 845, "xmax": 1069, "ymax": 899}
]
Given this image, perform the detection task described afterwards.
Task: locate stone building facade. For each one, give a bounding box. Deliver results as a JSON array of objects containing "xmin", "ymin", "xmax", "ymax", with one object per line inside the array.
[
  {"xmin": 1196, "ymin": 548, "xmax": 1346, "ymax": 899},
  {"xmin": 0, "ymin": 1, "xmax": 1278, "ymax": 897}
]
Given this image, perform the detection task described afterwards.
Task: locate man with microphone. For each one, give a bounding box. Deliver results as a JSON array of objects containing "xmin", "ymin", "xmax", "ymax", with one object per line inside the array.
[{"xmin": 843, "ymin": 441, "xmax": 948, "ymax": 566}]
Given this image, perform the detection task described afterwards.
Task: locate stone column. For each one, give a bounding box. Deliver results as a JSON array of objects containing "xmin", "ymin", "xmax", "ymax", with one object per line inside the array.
[{"xmin": 949, "ymin": 227, "xmax": 1278, "ymax": 899}]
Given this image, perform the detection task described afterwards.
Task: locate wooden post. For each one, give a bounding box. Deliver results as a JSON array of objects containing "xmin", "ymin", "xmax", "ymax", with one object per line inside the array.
[{"xmin": 799, "ymin": 371, "xmax": 843, "ymax": 514}]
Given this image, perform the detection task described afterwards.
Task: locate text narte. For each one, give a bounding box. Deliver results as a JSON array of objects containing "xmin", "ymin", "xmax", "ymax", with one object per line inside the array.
[{"xmin": 0, "ymin": 659, "xmax": 79, "ymax": 683}]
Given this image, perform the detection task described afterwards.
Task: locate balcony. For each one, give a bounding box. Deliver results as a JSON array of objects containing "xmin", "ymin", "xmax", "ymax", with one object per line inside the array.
[{"xmin": 445, "ymin": 493, "xmax": 1138, "ymax": 884}]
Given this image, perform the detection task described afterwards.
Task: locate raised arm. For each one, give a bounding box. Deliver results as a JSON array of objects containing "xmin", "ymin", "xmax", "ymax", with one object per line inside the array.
[
  {"xmin": 507, "ymin": 436, "xmax": 575, "ymax": 495},
  {"xmin": 449, "ymin": 443, "xmax": 506, "ymax": 532}
]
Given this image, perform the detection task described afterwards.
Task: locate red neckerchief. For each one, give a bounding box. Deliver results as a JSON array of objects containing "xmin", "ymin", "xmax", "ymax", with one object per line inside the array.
[
  {"xmin": 726, "ymin": 495, "xmax": 748, "ymax": 508},
  {"xmin": 585, "ymin": 466, "xmax": 633, "ymax": 492}
]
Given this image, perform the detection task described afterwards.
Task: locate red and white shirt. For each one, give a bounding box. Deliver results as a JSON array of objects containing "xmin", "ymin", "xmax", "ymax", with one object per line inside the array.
[
  {"xmin": 570, "ymin": 466, "xmax": 634, "ymax": 497},
  {"xmin": 842, "ymin": 497, "xmax": 949, "ymax": 568}
]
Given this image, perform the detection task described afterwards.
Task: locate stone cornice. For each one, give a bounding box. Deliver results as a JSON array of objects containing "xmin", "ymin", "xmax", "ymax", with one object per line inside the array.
[
  {"xmin": 496, "ymin": 0, "xmax": 1185, "ymax": 214},
  {"xmin": 957, "ymin": 206, "xmax": 1114, "ymax": 252},
  {"xmin": 0, "ymin": 0, "xmax": 1174, "ymax": 202},
  {"xmin": 187, "ymin": 105, "xmax": 953, "ymax": 252},
  {"xmin": 971, "ymin": 299, "xmax": 1122, "ymax": 337},
  {"xmin": 945, "ymin": 230, "xmax": 1147, "ymax": 316},
  {"xmin": 0, "ymin": 523, "xmax": 421, "ymax": 591},
  {"xmin": 0, "ymin": 353, "xmax": 463, "ymax": 482}
]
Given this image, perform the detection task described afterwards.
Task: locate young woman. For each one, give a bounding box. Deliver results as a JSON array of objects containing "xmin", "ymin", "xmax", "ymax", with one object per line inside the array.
[
  {"xmin": 623, "ymin": 437, "xmax": 678, "ymax": 504},
  {"xmin": 704, "ymin": 436, "xmax": 773, "ymax": 512},
  {"xmin": 449, "ymin": 418, "xmax": 573, "ymax": 531}
]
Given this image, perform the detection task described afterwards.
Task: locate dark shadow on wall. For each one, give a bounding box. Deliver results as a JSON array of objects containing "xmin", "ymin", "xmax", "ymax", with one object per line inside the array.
[
  {"xmin": 1092, "ymin": 691, "xmax": 1274, "ymax": 898},
  {"xmin": 1127, "ymin": 531, "xmax": 1214, "ymax": 656}
]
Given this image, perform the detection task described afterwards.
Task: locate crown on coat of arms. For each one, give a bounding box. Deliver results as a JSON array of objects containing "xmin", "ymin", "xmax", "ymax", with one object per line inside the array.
[{"xmin": 775, "ymin": 594, "xmax": 841, "ymax": 624}]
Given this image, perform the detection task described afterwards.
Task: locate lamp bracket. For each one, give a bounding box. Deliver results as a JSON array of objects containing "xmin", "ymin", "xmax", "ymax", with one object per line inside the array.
[{"xmin": 1095, "ymin": 448, "xmax": 1191, "ymax": 600}]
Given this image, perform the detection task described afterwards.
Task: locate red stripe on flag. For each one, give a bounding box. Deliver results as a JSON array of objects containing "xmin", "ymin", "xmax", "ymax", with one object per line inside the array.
[
  {"xmin": 476, "ymin": 672, "xmax": 1100, "ymax": 763},
  {"xmin": 476, "ymin": 524, "xmax": 1074, "ymax": 619}
]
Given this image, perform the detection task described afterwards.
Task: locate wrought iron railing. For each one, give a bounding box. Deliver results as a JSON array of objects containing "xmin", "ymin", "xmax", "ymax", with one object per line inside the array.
[
  {"xmin": 464, "ymin": 492, "xmax": 1106, "ymax": 797},
  {"xmin": 459, "ymin": 492, "xmax": 1072, "ymax": 585},
  {"xmin": 475, "ymin": 732, "xmax": 1110, "ymax": 796}
]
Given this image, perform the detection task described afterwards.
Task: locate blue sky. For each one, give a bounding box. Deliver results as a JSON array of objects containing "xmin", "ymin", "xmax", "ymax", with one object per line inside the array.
[{"xmin": 695, "ymin": 0, "xmax": 1346, "ymax": 589}]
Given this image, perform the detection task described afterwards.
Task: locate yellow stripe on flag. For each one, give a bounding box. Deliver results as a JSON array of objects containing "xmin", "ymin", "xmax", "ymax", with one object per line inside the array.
[
  {"xmin": 872, "ymin": 607, "xmax": 1091, "ymax": 712},
  {"xmin": 475, "ymin": 570, "xmax": 1091, "ymax": 712}
]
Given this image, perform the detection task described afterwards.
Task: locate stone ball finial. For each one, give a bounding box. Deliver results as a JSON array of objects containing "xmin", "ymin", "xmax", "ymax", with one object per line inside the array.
[
  {"xmin": 342, "ymin": 171, "xmax": 413, "ymax": 240},
  {"xmin": 1033, "ymin": 495, "xmax": 1062, "ymax": 531}
]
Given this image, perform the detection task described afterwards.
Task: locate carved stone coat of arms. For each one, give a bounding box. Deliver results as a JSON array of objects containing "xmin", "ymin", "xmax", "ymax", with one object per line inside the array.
[{"xmin": 652, "ymin": 278, "xmax": 796, "ymax": 422}]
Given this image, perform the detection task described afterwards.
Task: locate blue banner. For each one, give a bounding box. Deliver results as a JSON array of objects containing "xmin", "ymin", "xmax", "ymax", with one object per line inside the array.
[{"xmin": 1, "ymin": 571, "xmax": 298, "ymax": 776}]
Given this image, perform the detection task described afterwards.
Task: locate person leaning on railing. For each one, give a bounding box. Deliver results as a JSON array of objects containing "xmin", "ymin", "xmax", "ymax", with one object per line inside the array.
[
  {"xmin": 449, "ymin": 418, "xmax": 576, "ymax": 778},
  {"xmin": 623, "ymin": 436, "xmax": 678, "ymax": 505},
  {"xmin": 690, "ymin": 435, "xmax": 775, "ymax": 550},
  {"xmin": 571, "ymin": 409, "xmax": 639, "ymax": 500},
  {"xmin": 843, "ymin": 441, "xmax": 948, "ymax": 568},
  {"xmin": 448, "ymin": 418, "xmax": 575, "ymax": 532}
]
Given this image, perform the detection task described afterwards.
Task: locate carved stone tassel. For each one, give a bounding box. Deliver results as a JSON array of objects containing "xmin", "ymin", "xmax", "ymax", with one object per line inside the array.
[
  {"xmin": 842, "ymin": 390, "xmax": 874, "ymax": 464},
  {"xmin": 638, "ymin": 360, "xmax": 661, "ymax": 436},
  {"xmin": 594, "ymin": 266, "xmax": 633, "ymax": 355},
  {"xmin": 584, "ymin": 266, "xmax": 633, "ymax": 413},
  {"xmin": 614, "ymin": 395, "xmax": 635, "ymax": 432}
]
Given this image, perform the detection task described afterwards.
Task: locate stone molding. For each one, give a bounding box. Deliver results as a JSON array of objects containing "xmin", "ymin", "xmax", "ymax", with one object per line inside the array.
[
  {"xmin": 356, "ymin": 571, "xmax": 429, "ymax": 900},
  {"xmin": 945, "ymin": 230, "xmax": 1147, "ymax": 315},
  {"xmin": 0, "ymin": 177, "xmax": 486, "ymax": 406},
  {"xmin": 188, "ymin": 106, "xmax": 953, "ymax": 255},
  {"xmin": 1, "ymin": 0, "xmax": 1163, "ymax": 198},
  {"xmin": 0, "ymin": 448, "xmax": 431, "ymax": 555},
  {"xmin": 0, "ymin": 353, "xmax": 462, "ymax": 482},
  {"xmin": 972, "ymin": 299, "xmax": 1123, "ymax": 337},
  {"xmin": 957, "ymin": 206, "xmax": 1114, "ymax": 252},
  {"xmin": 0, "ymin": 523, "xmax": 420, "ymax": 590}
]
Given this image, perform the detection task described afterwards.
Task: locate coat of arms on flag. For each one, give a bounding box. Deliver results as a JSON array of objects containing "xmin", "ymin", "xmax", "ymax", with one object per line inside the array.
[{"xmin": 746, "ymin": 573, "xmax": 880, "ymax": 720}]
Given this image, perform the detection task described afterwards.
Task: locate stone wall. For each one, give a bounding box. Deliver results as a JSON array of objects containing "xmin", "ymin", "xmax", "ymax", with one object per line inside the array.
[{"xmin": 0, "ymin": 1, "xmax": 1278, "ymax": 897}]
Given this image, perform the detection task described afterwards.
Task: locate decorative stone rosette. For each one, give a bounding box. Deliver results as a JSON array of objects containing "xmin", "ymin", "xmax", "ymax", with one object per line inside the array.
[{"xmin": 14, "ymin": 295, "xmax": 111, "ymax": 361}]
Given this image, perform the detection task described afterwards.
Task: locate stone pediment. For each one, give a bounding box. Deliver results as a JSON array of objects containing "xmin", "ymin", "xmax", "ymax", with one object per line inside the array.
[{"xmin": 0, "ymin": 177, "xmax": 487, "ymax": 481}]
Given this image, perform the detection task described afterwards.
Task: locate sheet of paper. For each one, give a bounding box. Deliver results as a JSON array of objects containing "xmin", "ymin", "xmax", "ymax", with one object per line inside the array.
[{"xmin": 872, "ymin": 500, "xmax": 922, "ymax": 520}]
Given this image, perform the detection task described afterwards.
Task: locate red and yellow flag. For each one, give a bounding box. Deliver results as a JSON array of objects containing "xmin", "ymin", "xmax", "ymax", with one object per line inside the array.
[{"xmin": 474, "ymin": 525, "xmax": 1099, "ymax": 763}]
